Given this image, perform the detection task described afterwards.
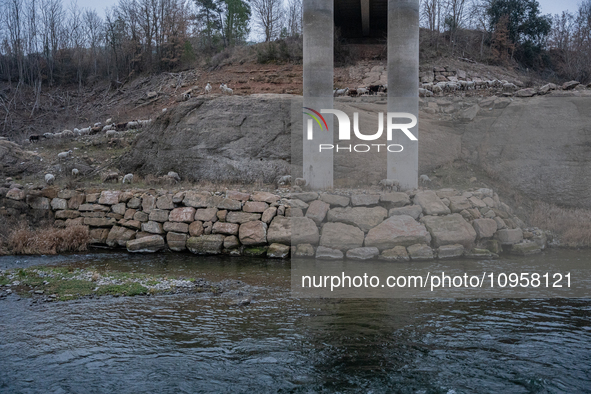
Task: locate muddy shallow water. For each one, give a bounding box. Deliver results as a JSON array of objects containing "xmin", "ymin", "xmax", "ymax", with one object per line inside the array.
[{"xmin": 1, "ymin": 251, "xmax": 590, "ymax": 393}]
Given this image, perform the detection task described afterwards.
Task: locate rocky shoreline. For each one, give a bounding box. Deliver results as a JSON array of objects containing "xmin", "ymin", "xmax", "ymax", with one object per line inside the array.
[
  {"xmin": 0, "ymin": 265, "xmax": 256, "ymax": 303},
  {"xmin": 1, "ymin": 183, "xmax": 550, "ymax": 260}
]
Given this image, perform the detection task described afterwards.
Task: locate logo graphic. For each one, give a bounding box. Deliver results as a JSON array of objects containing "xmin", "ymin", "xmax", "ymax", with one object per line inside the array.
[
  {"xmin": 303, "ymin": 107, "xmax": 329, "ymax": 139},
  {"xmin": 304, "ymin": 108, "xmax": 417, "ymax": 153}
]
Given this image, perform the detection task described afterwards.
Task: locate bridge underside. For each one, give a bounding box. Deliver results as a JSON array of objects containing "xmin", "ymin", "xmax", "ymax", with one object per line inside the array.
[
  {"xmin": 334, "ymin": 0, "xmax": 388, "ymax": 39},
  {"xmin": 303, "ymin": 0, "xmax": 419, "ymax": 190}
]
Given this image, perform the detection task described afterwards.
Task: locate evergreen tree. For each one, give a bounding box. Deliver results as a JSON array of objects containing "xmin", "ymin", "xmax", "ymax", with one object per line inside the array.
[
  {"xmin": 195, "ymin": 0, "xmax": 223, "ymax": 49},
  {"xmin": 221, "ymin": 0, "xmax": 251, "ymax": 47},
  {"xmin": 487, "ymin": 0, "xmax": 551, "ymax": 66}
]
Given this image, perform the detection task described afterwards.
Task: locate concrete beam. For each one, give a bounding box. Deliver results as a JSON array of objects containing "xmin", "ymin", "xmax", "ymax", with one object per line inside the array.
[
  {"xmin": 387, "ymin": 0, "xmax": 419, "ymax": 190},
  {"xmin": 361, "ymin": 0, "xmax": 370, "ymax": 36},
  {"xmin": 303, "ymin": 0, "xmax": 334, "ymax": 190}
]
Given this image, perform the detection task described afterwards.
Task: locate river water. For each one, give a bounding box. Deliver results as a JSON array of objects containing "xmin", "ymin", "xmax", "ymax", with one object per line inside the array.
[{"xmin": 1, "ymin": 251, "xmax": 590, "ymax": 393}]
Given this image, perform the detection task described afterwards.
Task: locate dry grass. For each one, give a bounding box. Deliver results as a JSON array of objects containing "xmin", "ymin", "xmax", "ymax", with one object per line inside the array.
[
  {"xmin": 531, "ymin": 202, "xmax": 591, "ymax": 247},
  {"xmin": 7, "ymin": 224, "xmax": 90, "ymax": 255}
]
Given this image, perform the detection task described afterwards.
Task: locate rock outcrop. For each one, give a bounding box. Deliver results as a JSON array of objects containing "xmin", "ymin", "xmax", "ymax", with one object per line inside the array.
[
  {"xmin": 117, "ymin": 93, "xmax": 591, "ymax": 209},
  {"xmin": 120, "ymin": 95, "xmax": 292, "ymax": 183},
  {"xmin": 0, "ymin": 141, "xmax": 44, "ymax": 177}
]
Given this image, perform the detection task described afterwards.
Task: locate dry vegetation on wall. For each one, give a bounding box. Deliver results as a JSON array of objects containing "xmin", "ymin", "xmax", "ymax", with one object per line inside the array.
[
  {"xmin": 6, "ymin": 224, "xmax": 90, "ymax": 255},
  {"xmin": 531, "ymin": 202, "xmax": 591, "ymax": 247}
]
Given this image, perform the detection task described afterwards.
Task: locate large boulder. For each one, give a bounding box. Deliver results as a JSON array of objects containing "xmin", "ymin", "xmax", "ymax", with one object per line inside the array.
[
  {"xmin": 186, "ymin": 234, "xmax": 225, "ymax": 254},
  {"xmin": 437, "ymin": 244, "xmax": 465, "ymax": 259},
  {"xmin": 189, "ymin": 221, "xmax": 204, "ymax": 237},
  {"xmin": 379, "ymin": 246, "xmax": 409, "ymax": 261},
  {"xmin": 156, "ymin": 194, "xmax": 174, "ymax": 210},
  {"xmin": 226, "ymin": 190, "xmax": 250, "ymax": 201},
  {"xmin": 346, "ymin": 247, "xmax": 379, "ymax": 260},
  {"xmin": 472, "ymin": 218, "xmax": 498, "ymax": 239},
  {"xmin": 510, "ymin": 241, "xmax": 541, "ymax": 255},
  {"xmin": 126, "ymin": 235, "xmax": 165, "ymax": 253},
  {"xmin": 51, "ymin": 198, "xmax": 67, "ymax": 210},
  {"xmin": 106, "ymin": 226, "xmax": 136, "ymax": 247},
  {"xmin": 120, "ymin": 95, "xmax": 291, "ymax": 184},
  {"xmin": 290, "ymin": 192, "xmax": 319, "ymax": 202},
  {"xmin": 365, "ymin": 215, "xmax": 432, "ymax": 250},
  {"xmin": 379, "ymin": 192, "xmax": 410, "ymax": 207},
  {"xmin": 315, "ymin": 246, "xmax": 344, "ymax": 260},
  {"xmin": 448, "ymin": 196, "xmax": 472, "ymax": 213},
  {"xmin": 112, "ymin": 203, "xmax": 127, "ymax": 215},
  {"xmin": 420, "ymin": 214, "xmax": 477, "ymax": 249},
  {"xmin": 243, "ymin": 201, "xmax": 269, "ymax": 213},
  {"xmin": 497, "ymin": 228, "xmax": 523, "ymax": 245},
  {"xmin": 294, "ymin": 244, "xmax": 315, "ymax": 258},
  {"xmin": 226, "ymin": 211, "xmax": 261, "ymax": 224},
  {"xmin": 407, "ymin": 244, "xmax": 434, "ymax": 260},
  {"xmin": 223, "ymin": 235, "xmax": 241, "ymax": 251},
  {"xmin": 350, "ymin": 194, "xmax": 380, "ymax": 206},
  {"xmin": 515, "ymin": 88, "xmax": 537, "ymax": 97},
  {"xmin": 183, "ymin": 191, "xmax": 212, "ymax": 208},
  {"xmin": 98, "ymin": 191, "xmax": 121, "ymax": 205},
  {"xmin": 166, "ymin": 232, "xmax": 187, "ymax": 251},
  {"xmin": 305, "ymin": 200, "xmax": 330, "ymax": 225},
  {"xmin": 251, "ymin": 192, "xmax": 281, "ymax": 203},
  {"xmin": 212, "ymin": 222, "xmax": 239, "ymax": 235},
  {"xmin": 195, "ymin": 207, "xmax": 219, "ymax": 222},
  {"xmin": 292, "ymin": 217, "xmax": 320, "ymax": 245},
  {"xmin": 414, "ymin": 191, "xmax": 451, "ymax": 216},
  {"xmin": 169, "ymin": 207, "xmax": 196, "ymax": 222},
  {"xmin": 239, "ymin": 221, "xmax": 267, "ymax": 246},
  {"xmin": 267, "ymin": 243, "xmax": 290, "ymax": 258},
  {"xmin": 319, "ymin": 222, "xmax": 365, "ymax": 251},
  {"xmin": 27, "ymin": 196, "xmax": 50, "ymax": 210},
  {"xmin": 141, "ymin": 221, "xmax": 164, "ymax": 234},
  {"xmin": 90, "ymin": 228, "xmax": 109, "ymax": 244},
  {"xmin": 267, "ymin": 216, "xmax": 291, "ymax": 244},
  {"xmin": 267, "ymin": 216, "xmax": 319, "ymax": 245},
  {"xmin": 389, "ymin": 205, "xmax": 423, "ymax": 220},
  {"xmin": 0, "ymin": 140, "xmax": 43, "ymax": 177},
  {"xmin": 214, "ymin": 197, "xmax": 242, "ymax": 211},
  {"xmin": 283, "ymin": 199, "xmax": 309, "ymax": 210},
  {"xmin": 319, "ymin": 194, "xmax": 350, "ymax": 207},
  {"xmin": 163, "ymin": 221, "xmax": 189, "ymax": 233},
  {"xmin": 6, "ymin": 188, "xmax": 25, "ymax": 201},
  {"xmin": 149, "ymin": 209, "xmax": 170, "ymax": 222},
  {"xmin": 261, "ymin": 207, "xmax": 277, "ymax": 224},
  {"xmin": 141, "ymin": 194, "xmax": 156, "ymax": 212},
  {"xmin": 327, "ymin": 206, "xmax": 388, "ymax": 232},
  {"xmin": 562, "ymin": 80, "xmax": 580, "ymax": 90}
]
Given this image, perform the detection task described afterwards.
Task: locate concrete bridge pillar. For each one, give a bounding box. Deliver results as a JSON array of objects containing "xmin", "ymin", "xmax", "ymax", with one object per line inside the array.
[
  {"xmin": 387, "ymin": 0, "xmax": 420, "ymax": 190},
  {"xmin": 303, "ymin": 0, "xmax": 334, "ymax": 190}
]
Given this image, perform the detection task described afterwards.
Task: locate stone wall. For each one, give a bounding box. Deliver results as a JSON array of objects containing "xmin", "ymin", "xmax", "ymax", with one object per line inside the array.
[{"xmin": 2, "ymin": 185, "xmax": 549, "ymax": 259}]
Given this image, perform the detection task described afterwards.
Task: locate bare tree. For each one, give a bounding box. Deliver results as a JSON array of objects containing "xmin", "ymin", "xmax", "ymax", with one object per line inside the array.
[
  {"xmin": 84, "ymin": 9, "xmax": 103, "ymax": 76},
  {"xmin": 251, "ymin": 0, "xmax": 283, "ymax": 42},
  {"xmin": 548, "ymin": 1, "xmax": 591, "ymax": 82},
  {"xmin": 39, "ymin": 0, "xmax": 65, "ymax": 85},
  {"xmin": 443, "ymin": 0, "xmax": 468, "ymax": 54},
  {"xmin": 0, "ymin": 0, "xmax": 220, "ymax": 88},
  {"xmin": 285, "ymin": 0, "xmax": 302, "ymax": 37},
  {"xmin": 6, "ymin": 0, "xmax": 25, "ymax": 82}
]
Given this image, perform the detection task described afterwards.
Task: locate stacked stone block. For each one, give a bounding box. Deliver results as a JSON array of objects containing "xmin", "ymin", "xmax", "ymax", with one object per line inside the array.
[{"xmin": 2, "ymin": 185, "xmax": 548, "ymax": 259}]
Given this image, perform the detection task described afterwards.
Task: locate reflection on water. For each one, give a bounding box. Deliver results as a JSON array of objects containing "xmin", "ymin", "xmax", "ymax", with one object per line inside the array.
[{"xmin": 1, "ymin": 251, "xmax": 590, "ymax": 393}]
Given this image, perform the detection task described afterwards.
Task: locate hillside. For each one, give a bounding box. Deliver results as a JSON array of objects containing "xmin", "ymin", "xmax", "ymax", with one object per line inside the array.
[{"xmin": 0, "ymin": 45, "xmax": 560, "ymax": 144}]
